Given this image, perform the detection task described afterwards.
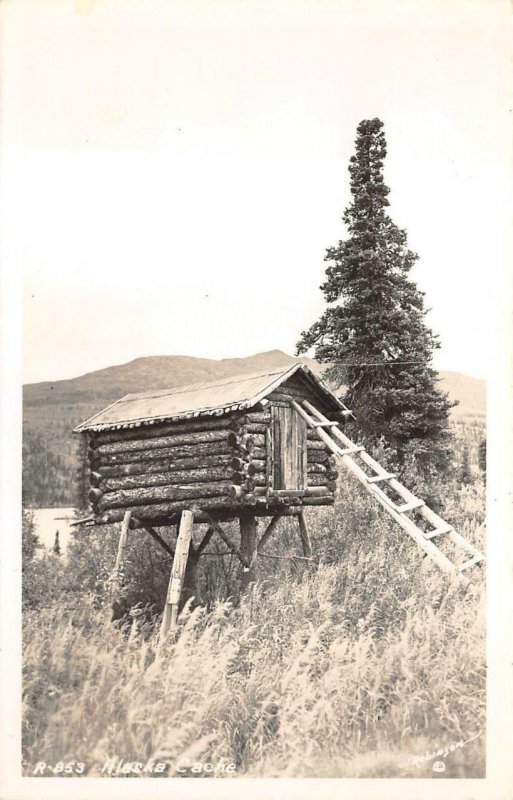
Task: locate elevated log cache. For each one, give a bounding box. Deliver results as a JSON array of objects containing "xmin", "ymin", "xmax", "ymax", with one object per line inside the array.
[{"xmin": 86, "ymin": 389, "xmax": 339, "ymax": 524}]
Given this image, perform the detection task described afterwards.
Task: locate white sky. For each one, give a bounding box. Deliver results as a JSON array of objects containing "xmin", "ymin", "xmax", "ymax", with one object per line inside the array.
[{"xmin": 1, "ymin": 0, "xmax": 511, "ymax": 383}]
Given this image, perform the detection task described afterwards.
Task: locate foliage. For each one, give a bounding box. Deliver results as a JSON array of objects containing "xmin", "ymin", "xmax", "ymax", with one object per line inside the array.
[
  {"xmin": 22, "ymin": 511, "xmax": 40, "ymax": 565},
  {"xmin": 22, "ymin": 429, "xmax": 70, "ymax": 507},
  {"xmin": 21, "ymin": 420, "xmax": 485, "ymax": 778},
  {"xmin": 478, "ymin": 438, "xmax": 486, "ymax": 477},
  {"xmin": 22, "ymin": 402, "xmax": 95, "ymax": 507},
  {"xmin": 22, "ymin": 511, "xmax": 68, "ymax": 610},
  {"xmin": 458, "ymin": 444, "xmax": 473, "ymax": 485},
  {"xmin": 297, "ymin": 118, "xmax": 454, "ymax": 476},
  {"xmin": 22, "ymin": 562, "xmax": 485, "ymax": 779}
]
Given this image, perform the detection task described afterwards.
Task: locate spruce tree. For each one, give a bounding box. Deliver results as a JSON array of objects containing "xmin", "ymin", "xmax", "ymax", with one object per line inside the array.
[{"xmin": 297, "ymin": 118, "xmax": 454, "ymax": 475}]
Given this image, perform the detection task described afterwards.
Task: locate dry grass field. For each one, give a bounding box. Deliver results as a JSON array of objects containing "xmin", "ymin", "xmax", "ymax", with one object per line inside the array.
[{"xmin": 22, "ymin": 418, "xmax": 485, "ymax": 779}]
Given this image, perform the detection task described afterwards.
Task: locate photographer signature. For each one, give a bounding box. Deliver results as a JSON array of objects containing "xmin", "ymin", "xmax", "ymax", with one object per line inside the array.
[{"xmin": 408, "ymin": 730, "xmax": 482, "ymax": 772}]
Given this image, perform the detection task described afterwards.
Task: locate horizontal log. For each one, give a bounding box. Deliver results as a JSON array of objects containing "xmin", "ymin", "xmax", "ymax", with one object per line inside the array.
[
  {"xmin": 250, "ymin": 446, "xmax": 266, "ymax": 460},
  {"xmin": 301, "ymin": 496, "xmax": 335, "ymax": 506},
  {"xmin": 245, "ymin": 411, "xmax": 271, "ymax": 424},
  {"xmin": 118, "ymin": 505, "xmax": 302, "ymax": 528},
  {"xmin": 306, "ymin": 439, "xmax": 329, "ymax": 451},
  {"xmin": 306, "ymin": 462, "xmax": 336, "ymax": 475},
  {"xmin": 246, "ymin": 423, "xmax": 268, "ymax": 435},
  {"xmin": 90, "ymin": 414, "xmax": 248, "ymax": 446},
  {"xmin": 97, "ymin": 482, "xmax": 245, "ymax": 512},
  {"xmin": 97, "ymin": 454, "xmax": 234, "ymax": 478},
  {"xmin": 88, "ymin": 487, "xmax": 103, "ymax": 503},
  {"xmin": 90, "ymin": 441, "xmax": 234, "ymax": 466},
  {"xmin": 308, "ymin": 429, "xmax": 333, "ymax": 441},
  {"xmin": 308, "ymin": 474, "xmax": 338, "ymax": 490},
  {"xmin": 235, "ymin": 433, "xmax": 261, "ymax": 451},
  {"xmin": 230, "ymin": 456, "xmax": 265, "ymax": 472},
  {"xmin": 256, "ymin": 486, "xmax": 334, "ymax": 498},
  {"xmin": 97, "ymin": 497, "xmax": 244, "ymax": 525},
  {"xmin": 90, "ymin": 471, "xmax": 102, "ymax": 487},
  {"xmin": 243, "ymin": 473, "xmax": 266, "ymax": 487},
  {"xmin": 95, "ymin": 429, "xmax": 239, "ymax": 457},
  {"xmin": 92, "ymin": 452, "xmax": 334, "ymax": 483},
  {"xmin": 99, "ymin": 467, "xmax": 231, "ymax": 492},
  {"xmin": 231, "ymin": 473, "xmax": 257, "ymax": 490},
  {"xmin": 308, "ymin": 452, "xmax": 337, "ymax": 468},
  {"xmin": 242, "ymin": 461, "xmax": 262, "ymax": 477}
]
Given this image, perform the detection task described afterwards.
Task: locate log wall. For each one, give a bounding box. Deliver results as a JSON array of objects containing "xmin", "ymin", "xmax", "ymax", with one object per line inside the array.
[{"xmin": 86, "ymin": 379, "xmax": 339, "ymax": 523}]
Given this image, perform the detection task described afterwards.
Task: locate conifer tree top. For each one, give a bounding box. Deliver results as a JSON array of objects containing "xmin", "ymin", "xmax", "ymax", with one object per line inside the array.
[{"xmin": 297, "ymin": 118, "xmax": 454, "ymax": 475}]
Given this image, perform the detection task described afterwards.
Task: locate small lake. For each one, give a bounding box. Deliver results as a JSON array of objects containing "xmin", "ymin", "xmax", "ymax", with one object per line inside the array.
[{"xmin": 30, "ymin": 508, "xmax": 76, "ymax": 557}]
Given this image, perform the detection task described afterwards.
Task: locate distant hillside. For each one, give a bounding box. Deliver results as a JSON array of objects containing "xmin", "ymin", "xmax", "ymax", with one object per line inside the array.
[
  {"xmin": 22, "ymin": 350, "xmax": 485, "ymax": 507},
  {"xmin": 437, "ymin": 371, "xmax": 486, "ymax": 418},
  {"xmin": 23, "ymin": 350, "xmax": 323, "ymax": 408}
]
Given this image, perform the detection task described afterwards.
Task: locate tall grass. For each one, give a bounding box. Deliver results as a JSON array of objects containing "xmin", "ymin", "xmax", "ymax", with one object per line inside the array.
[{"xmin": 22, "ymin": 421, "xmax": 485, "ymax": 778}]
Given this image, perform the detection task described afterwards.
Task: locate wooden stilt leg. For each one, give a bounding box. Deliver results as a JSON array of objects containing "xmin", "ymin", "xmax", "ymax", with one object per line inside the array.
[
  {"xmin": 110, "ymin": 509, "xmax": 132, "ymax": 621},
  {"xmin": 159, "ymin": 510, "xmax": 194, "ymax": 644},
  {"xmin": 240, "ymin": 510, "xmax": 258, "ymax": 592},
  {"xmin": 297, "ymin": 511, "xmax": 312, "ymax": 558},
  {"xmin": 111, "ymin": 509, "xmax": 132, "ymax": 594},
  {"xmin": 181, "ymin": 525, "xmax": 214, "ymax": 607}
]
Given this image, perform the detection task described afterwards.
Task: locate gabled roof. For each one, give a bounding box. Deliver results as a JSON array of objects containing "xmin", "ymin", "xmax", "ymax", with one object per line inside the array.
[{"xmin": 73, "ymin": 363, "xmax": 345, "ymax": 433}]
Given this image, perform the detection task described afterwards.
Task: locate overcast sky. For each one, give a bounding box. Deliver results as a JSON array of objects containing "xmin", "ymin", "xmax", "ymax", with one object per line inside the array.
[{"xmin": 1, "ymin": 0, "xmax": 510, "ymax": 384}]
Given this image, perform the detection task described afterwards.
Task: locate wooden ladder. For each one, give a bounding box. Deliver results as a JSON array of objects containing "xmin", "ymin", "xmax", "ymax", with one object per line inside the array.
[{"xmin": 291, "ymin": 399, "xmax": 485, "ymax": 588}]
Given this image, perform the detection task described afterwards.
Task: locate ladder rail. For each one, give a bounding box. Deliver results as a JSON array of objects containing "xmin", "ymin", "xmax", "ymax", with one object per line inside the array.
[
  {"xmin": 293, "ymin": 399, "xmax": 484, "ymax": 585},
  {"xmin": 301, "ymin": 399, "xmax": 484, "ymax": 559}
]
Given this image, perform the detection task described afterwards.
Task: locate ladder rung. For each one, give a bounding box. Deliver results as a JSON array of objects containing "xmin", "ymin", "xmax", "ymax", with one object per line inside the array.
[
  {"xmin": 367, "ymin": 472, "xmax": 397, "ymax": 484},
  {"xmin": 337, "ymin": 445, "xmax": 365, "ymax": 456},
  {"xmin": 395, "ymin": 499, "xmax": 425, "ymax": 513},
  {"xmin": 458, "ymin": 554, "xmax": 485, "ymax": 573},
  {"xmin": 425, "ymin": 524, "xmax": 454, "ymax": 540},
  {"xmin": 313, "ymin": 421, "xmax": 339, "ymax": 428}
]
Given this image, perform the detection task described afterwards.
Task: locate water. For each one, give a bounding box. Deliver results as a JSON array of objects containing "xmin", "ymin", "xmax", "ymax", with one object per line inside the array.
[{"xmin": 30, "ymin": 508, "xmax": 76, "ymax": 557}]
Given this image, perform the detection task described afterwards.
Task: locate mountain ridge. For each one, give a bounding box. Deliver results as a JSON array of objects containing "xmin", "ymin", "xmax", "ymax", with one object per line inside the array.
[
  {"xmin": 22, "ymin": 349, "xmax": 485, "ymax": 506},
  {"xmin": 23, "ymin": 349, "xmax": 485, "ymax": 417}
]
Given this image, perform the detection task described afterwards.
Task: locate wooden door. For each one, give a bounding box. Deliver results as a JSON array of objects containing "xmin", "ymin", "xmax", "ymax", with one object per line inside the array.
[{"xmin": 269, "ymin": 405, "xmax": 307, "ymax": 490}]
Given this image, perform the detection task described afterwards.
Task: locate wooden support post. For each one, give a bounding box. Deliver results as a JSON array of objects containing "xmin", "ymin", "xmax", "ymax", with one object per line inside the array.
[
  {"xmin": 181, "ymin": 524, "xmax": 214, "ymax": 607},
  {"xmin": 181, "ymin": 549, "xmax": 201, "ymax": 608},
  {"xmin": 297, "ymin": 511, "xmax": 312, "ymax": 558},
  {"xmin": 239, "ymin": 510, "xmax": 258, "ymax": 592},
  {"xmin": 111, "ymin": 509, "xmax": 132, "ymax": 596},
  {"xmin": 109, "ymin": 509, "xmax": 132, "ymax": 622},
  {"xmin": 159, "ymin": 510, "xmax": 194, "ymax": 644}
]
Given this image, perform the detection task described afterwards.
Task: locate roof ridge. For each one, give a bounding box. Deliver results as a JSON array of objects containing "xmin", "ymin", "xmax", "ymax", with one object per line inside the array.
[
  {"xmin": 73, "ymin": 362, "xmax": 343, "ymax": 433},
  {"xmin": 121, "ymin": 364, "xmax": 300, "ymax": 402}
]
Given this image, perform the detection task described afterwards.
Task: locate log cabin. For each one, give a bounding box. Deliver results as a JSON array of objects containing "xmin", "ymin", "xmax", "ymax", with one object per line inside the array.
[
  {"xmin": 73, "ymin": 363, "xmax": 484, "ymax": 630},
  {"xmin": 74, "ymin": 363, "xmax": 349, "ymax": 527}
]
